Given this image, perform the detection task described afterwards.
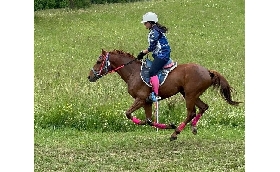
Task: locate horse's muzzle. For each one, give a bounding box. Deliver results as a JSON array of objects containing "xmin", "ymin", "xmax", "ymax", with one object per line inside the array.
[
  {"xmin": 88, "ymin": 75, "xmax": 102, "ymax": 82},
  {"xmin": 88, "ymin": 75, "xmax": 97, "ymax": 82}
]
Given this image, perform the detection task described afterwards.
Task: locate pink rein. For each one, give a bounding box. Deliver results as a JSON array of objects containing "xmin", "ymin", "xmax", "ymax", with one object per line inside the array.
[{"xmin": 98, "ymin": 53, "xmax": 137, "ymax": 75}]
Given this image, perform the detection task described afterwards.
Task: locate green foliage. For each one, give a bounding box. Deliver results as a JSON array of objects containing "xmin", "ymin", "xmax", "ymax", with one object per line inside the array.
[
  {"xmin": 69, "ymin": 0, "xmax": 91, "ymax": 9},
  {"xmin": 34, "ymin": 0, "xmax": 245, "ymax": 132},
  {"xmin": 34, "ymin": 0, "xmax": 68, "ymax": 11},
  {"xmin": 34, "ymin": 0, "xmax": 144, "ymax": 11},
  {"xmin": 91, "ymin": 0, "xmax": 144, "ymax": 3}
]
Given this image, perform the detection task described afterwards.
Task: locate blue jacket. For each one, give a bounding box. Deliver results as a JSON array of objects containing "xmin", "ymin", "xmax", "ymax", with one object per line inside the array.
[{"xmin": 147, "ymin": 25, "xmax": 171, "ymax": 61}]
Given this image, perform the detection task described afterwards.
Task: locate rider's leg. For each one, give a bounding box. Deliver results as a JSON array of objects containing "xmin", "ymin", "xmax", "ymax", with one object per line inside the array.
[
  {"xmin": 148, "ymin": 57, "xmax": 169, "ymax": 101},
  {"xmin": 150, "ymin": 75, "xmax": 159, "ymax": 96}
]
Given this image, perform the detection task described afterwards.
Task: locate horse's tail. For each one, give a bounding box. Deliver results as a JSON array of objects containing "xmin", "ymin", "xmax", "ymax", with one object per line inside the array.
[{"xmin": 208, "ymin": 70, "xmax": 242, "ymax": 106}]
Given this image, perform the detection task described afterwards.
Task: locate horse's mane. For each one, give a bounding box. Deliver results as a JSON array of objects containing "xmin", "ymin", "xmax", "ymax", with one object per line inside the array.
[{"xmin": 110, "ymin": 49, "xmax": 136, "ymax": 59}]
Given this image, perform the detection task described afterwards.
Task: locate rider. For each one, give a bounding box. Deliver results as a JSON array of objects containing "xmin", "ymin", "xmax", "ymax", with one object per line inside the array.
[{"xmin": 137, "ymin": 12, "xmax": 171, "ymax": 102}]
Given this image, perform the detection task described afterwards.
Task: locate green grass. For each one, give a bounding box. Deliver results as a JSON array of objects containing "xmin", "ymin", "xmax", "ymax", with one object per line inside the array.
[
  {"xmin": 35, "ymin": 127, "xmax": 244, "ymax": 171},
  {"xmin": 34, "ymin": 0, "xmax": 245, "ymax": 131},
  {"xmin": 34, "ymin": 0, "xmax": 245, "ymax": 171}
]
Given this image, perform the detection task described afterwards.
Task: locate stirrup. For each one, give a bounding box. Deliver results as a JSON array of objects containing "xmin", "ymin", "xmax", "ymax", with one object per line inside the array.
[{"xmin": 148, "ymin": 92, "xmax": 161, "ymax": 102}]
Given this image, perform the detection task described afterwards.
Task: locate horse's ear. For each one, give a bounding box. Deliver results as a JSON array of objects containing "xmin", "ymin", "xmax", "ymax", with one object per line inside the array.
[{"xmin": 101, "ymin": 49, "xmax": 107, "ymax": 55}]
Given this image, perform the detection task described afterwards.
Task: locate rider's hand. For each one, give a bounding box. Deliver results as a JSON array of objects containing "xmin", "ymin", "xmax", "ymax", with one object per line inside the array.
[{"xmin": 137, "ymin": 51, "xmax": 146, "ymax": 60}]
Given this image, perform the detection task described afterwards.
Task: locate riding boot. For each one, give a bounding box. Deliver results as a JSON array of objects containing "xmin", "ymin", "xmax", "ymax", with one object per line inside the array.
[{"xmin": 149, "ymin": 75, "xmax": 161, "ymax": 102}]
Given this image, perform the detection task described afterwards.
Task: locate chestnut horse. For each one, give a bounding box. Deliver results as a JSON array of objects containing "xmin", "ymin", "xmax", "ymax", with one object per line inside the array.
[{"xmin": 88, "ymin": 49, "xmax": 241, "ymax": 141}]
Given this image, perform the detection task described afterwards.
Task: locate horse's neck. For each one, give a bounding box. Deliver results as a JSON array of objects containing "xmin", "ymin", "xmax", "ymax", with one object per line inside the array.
[{"xmin": 111, "ymin": 55, "xmax": 140, "ymax": 83}]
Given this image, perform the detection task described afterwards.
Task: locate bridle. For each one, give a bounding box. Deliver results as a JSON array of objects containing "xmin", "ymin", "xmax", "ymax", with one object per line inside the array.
[
  {"xmin": 91, "ymin": 53, "xmax": 137, "ymax": 80},
  {"xmin": 90, "ymin": 53, "xmax": 111, "ymax": 80}
]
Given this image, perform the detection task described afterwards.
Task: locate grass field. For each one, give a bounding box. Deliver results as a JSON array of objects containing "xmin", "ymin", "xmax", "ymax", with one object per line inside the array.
[
  {"xmin": 35, "ymin": 127, "xmax": 244, "ymax": 171},
  {"xmin": 34, "ymin": 0, "xmax": 245, "ymax": 171}
]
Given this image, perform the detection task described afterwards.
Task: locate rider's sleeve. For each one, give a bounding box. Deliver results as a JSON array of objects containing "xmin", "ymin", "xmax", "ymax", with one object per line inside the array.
[{"xmin": 147, "ymin": 29, "xmax": 160, "ymax": 52}]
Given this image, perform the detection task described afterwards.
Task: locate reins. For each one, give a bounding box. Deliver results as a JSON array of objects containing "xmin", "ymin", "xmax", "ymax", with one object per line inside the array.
[
  {"xmin": 93, "ymin": 53, "xmax": 138, "ymax": 79},
  {"xmin": 108, "ymin": 57, "xmax": 137, "ymax": 73}
]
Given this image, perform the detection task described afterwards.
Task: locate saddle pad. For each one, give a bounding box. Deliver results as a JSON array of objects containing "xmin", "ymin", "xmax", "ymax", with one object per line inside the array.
[{"xmin": 140, "ymin": 58, "xmax": 177, "ymax": 87}]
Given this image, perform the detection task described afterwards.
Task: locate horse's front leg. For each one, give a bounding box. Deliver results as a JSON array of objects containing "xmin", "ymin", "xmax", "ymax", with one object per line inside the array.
[{"xmin": 126, "ymin": 98, "xmax": 147, "ymax": 125}]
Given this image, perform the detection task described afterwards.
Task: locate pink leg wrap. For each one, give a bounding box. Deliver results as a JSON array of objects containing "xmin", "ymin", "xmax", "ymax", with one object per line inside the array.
[
  {"xmin": 132, "ymin": 117, "xmax": 141, "ymax": 125},
  {"xmin": 178, "ymin": 122, "xmax": 186, "ymax": 131},
  {"xmin": 150, "ymin": 76, "xmax": 159, "ymax": 95},
  {"xmin": 192, "ymin": 114, "xmax": 202, "ymax": 126},
  {"xmin": 153, "ymin": 123, "xmax": 167, "ymax": 129}
]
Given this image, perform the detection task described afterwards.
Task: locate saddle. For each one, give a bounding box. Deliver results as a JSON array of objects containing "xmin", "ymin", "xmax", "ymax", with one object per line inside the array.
[{"xmin": 140, "ymin": 58, "xmax": 177, "ymax": 87}]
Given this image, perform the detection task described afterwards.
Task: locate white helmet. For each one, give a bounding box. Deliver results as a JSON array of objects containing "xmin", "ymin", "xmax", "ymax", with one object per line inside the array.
[{"xmin": 141, "ymin": 12, "xmax": 158, "ymax": 23}]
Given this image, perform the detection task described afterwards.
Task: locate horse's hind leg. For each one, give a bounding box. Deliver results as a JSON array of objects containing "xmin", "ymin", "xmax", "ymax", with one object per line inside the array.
[
  {"xmin": 180, "ymin": 90, "xmax": 197, "ymax": 120},
  {"xmin": 170, "ymin": 94, "xmax": 197, "ymax": 141},
  {"xmin": 143, "ymin": 102, "xmax": 177, "ymax": 129},
  {"xmin": 191, "ymin": 98, "xmax": 209, "ymax": 135}
]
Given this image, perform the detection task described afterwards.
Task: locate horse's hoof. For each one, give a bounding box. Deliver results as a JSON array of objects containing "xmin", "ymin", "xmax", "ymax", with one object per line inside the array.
[
  {"xmin": 170, "ymin": 123, "xmax": 177, "ymax": 129},
  {"xmin": 191, "ymin": 126, "xmax": 197, "ymax": 135},
  {"xmin": 170, "ymin": 136, "xmax": 177, "ymax": 141},
  {"xmin": 146, "ymin": 118, "xmax": 153, "ymax": 126}
]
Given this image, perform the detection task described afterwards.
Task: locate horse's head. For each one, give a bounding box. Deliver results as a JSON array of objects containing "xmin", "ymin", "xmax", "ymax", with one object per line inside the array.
[{"xmin": 88, "ymin": 49, "xmax": 111, "ymax": 82}]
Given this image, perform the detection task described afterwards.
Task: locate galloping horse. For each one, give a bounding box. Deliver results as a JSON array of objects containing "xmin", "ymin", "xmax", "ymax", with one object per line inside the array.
[{"xmin": 88, "ymin": 49, "xmax": 241, "ymax": 141}]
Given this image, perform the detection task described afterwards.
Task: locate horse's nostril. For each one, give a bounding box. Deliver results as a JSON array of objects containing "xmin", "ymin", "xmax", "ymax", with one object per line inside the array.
[{"xmin": 87, "ymin": 76, "xmax": 90, "ymax": 79}]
